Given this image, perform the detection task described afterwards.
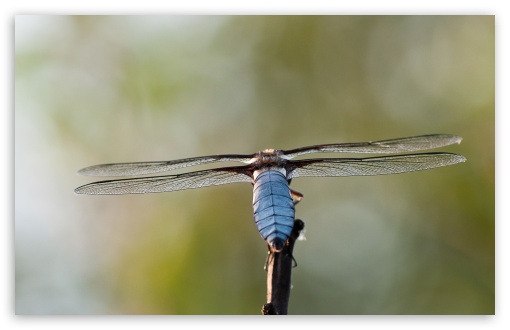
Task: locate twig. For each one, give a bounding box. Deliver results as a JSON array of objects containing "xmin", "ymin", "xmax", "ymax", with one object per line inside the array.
[{"xmin": 262, "ymin": 219, "xmax": 305, "ymax": 315}]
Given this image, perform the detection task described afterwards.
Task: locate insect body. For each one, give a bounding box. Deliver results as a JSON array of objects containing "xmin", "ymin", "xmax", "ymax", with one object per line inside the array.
[
  {"xmin": 252, "ymin": 169, "xmax": 295, "ymax": 252},
  {"xmin": 75, "ymin": 134, "xmax": 466, "ymax": 252}
]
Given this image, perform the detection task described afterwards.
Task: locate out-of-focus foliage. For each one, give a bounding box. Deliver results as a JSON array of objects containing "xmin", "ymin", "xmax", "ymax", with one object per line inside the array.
[{"xmin": 15, "ymin": 15, "xmax": 494, "ymax": 314}]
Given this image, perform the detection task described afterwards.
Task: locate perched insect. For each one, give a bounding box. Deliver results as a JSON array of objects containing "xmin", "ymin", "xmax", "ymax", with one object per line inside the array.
[{"xmin": 75, "ymin": 134, "xmax": 466, "ymax": 252}]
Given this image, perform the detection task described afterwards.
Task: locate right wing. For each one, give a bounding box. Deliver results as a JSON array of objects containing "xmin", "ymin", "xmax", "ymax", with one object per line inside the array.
[{"xmin": 282, "ymin": 134, "xmax": 463, "ymax": 159}]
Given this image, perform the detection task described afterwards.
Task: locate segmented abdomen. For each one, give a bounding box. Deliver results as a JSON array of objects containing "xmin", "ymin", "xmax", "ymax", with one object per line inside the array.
[{"xmin": 252, "ymin": 170, "xmax": 294, "ymax": 252}]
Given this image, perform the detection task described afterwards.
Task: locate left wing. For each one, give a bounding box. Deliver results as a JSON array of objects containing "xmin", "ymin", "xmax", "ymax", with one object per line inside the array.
[
  {"xmin": 75, "ymin": 166, "xmax": 253, "ymax": 195},
  {"xmin": 77, "ymin": 154, "xmax": 254, "ymax": 177}
]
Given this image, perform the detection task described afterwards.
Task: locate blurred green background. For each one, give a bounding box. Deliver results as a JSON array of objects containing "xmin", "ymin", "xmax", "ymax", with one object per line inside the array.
[{"xmin": 15, "ymin": 15, "xmax": 494, "ymax": 314}]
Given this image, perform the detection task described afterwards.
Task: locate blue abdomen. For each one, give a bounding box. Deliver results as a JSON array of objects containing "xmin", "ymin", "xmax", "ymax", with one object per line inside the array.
[{"xmin": 252, "ymin": 170, "xmax": 294, "ymax": 252}]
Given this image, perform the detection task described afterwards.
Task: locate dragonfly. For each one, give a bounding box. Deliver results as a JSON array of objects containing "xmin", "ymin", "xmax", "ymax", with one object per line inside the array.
[{"xmin": 75, "ymin": 134, "xmax": 466, "ymax": 252}]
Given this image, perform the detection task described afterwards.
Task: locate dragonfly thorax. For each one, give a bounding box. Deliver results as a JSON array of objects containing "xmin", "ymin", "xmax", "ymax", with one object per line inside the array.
[{"xmin": 251, "ymin": 149, "xmax": 288, "ymax": 168}]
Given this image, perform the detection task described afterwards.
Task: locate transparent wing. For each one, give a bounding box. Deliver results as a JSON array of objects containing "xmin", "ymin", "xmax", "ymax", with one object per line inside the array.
[
  {"xmin": 77, "ymin": 154, "xmax": 254, "ymax": 177},
  {"xmin": 288, "ymin": 153, "xmax": 466, "ymax": 178},
  {"xmin": 75, "ymin": 166, "xmax": 253, "ymax": 195},
  {"xmin": 282, "ymin": 134, "xmax": 462, "ymax": 159}
]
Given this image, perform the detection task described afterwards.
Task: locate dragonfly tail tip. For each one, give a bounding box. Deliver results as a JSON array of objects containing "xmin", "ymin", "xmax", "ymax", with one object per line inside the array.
[{"xmin": 270, "ymin": 239, "xmax": 286, "ymax": 253}]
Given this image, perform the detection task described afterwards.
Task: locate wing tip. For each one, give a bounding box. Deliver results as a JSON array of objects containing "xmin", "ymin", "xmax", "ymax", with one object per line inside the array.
[
  {"xmin": 450, "ymin": 135, "xmax": 463, "ymax": 145},
  {"xmin": 74, "ymin": 183, "xmax": 97, "ymax": 194},
  {"xmin": 75, "ymin": 181, "xmax": 111, "ymax": 195},
  {"xmin": 444, "ymin": 153, "xmax": 466, "ymax": 165},
  {"xmin": 74, "ymin": 186, "xmax": 86, "ymax": 195},
  {"xmin": 425, "ymin": 134, "xmax": 463, "ymax": 148},
  {"xmin": 77, "ymin": 165, "xmax": 125, "ymax": 177},
  {"xmin": 77, "ymin": 168, "xmax": 89, "ymax": 176},
  {"xmin": 77, "ymin": 166, "xmax": 101, "ymax": 176},
  {"xmin": 455, "ymin": 154, "xmax": 467, "ymax": 163},
  {"xmin": 427, "ymin": 134, "xmax": 462, "ymax": 145}
]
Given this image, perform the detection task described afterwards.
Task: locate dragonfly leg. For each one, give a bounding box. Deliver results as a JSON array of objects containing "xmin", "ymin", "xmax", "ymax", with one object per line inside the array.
[
  {"xmin": 290, "ymin": 189, "xmax": 303, "ymax": 205},
  {"xmin": 264, "ymin": 247, "xmax": 274, "ymax": 271},
  {"xmin": 264, "ymin": 240, "xmax": 297, "ymax": 270}
]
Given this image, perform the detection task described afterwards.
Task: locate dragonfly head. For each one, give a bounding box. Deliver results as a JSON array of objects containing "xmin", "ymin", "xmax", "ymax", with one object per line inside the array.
[{"xmin": 249, "ymin": 149, "xmax": 292, "ymax": 180}]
